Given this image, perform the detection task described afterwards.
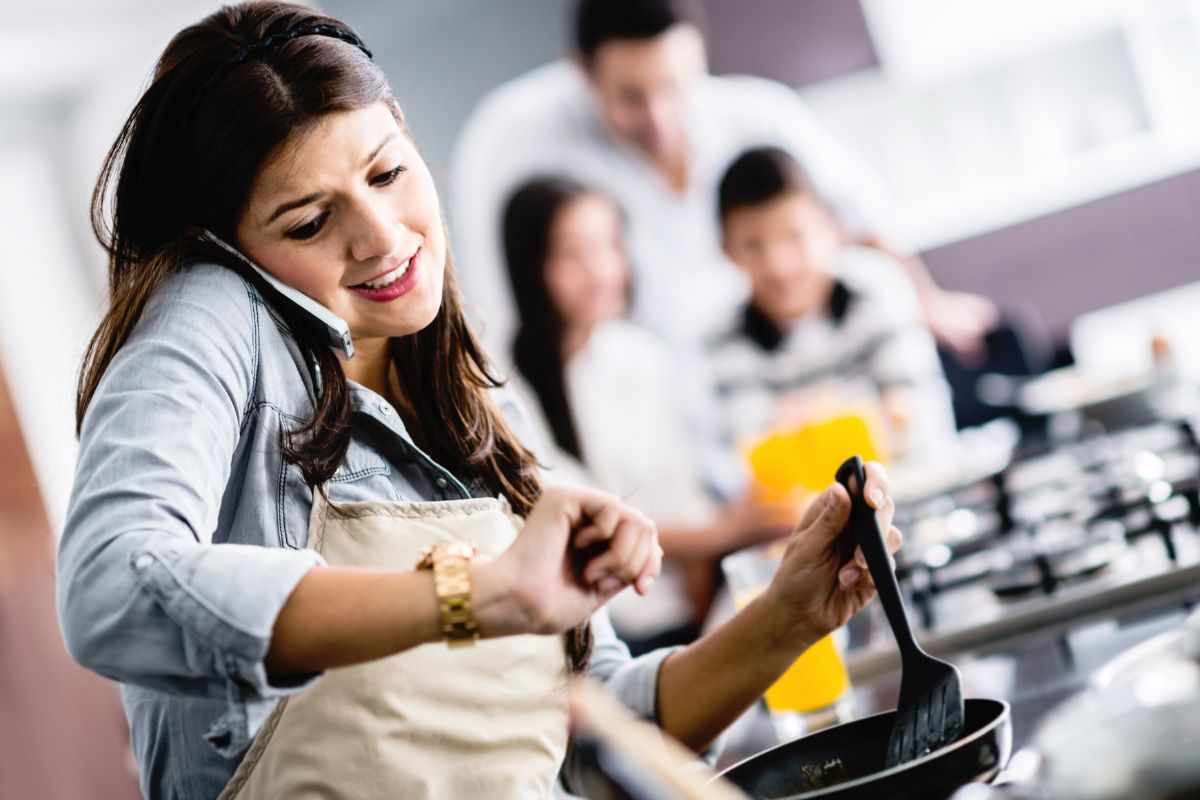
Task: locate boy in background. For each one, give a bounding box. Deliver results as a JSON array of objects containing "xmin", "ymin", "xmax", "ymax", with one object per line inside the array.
[{"xmin": 708, "ymin": 146, "xmax": 957, "ymax": 461}]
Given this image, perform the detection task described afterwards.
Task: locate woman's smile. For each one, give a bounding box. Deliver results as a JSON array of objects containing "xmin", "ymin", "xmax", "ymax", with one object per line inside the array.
[{"xmin": 348, "ymin": 246, "xmax": 421, "ymax": 302}]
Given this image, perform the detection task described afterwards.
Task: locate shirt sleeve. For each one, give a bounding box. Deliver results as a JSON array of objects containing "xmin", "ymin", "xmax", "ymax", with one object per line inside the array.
[
  {"xmin": 559, "ymin": 610, "xmax": 729, "ymax": 796},
  {"xmin": 56, "ymin": 265, "xmax": 326, "ymax": 756},
  {"xmin": 449, "ymin": 92, "xmax": 531, "ymax": 367}
]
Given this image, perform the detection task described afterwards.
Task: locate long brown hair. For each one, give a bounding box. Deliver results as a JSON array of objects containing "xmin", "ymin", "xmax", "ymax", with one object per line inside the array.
[
  {"xmin": 80, "ymin": 2, "xmax": 590, "ymax": 669},
  {"xmin": 503, "ymin": 177, "xmax": 591, "ymax": 463}
]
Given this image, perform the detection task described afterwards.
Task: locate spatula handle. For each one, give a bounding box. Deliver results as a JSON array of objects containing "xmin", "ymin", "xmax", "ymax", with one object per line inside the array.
[{"xmin": 835, "ymin": 456, "xmax": 919, "ymax": 653}]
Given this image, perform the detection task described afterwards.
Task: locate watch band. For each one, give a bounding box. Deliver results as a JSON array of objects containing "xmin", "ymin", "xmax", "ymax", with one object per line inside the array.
[{"xmin": 417, "ymin": 542, "xmax": 479, "ymax": 647}]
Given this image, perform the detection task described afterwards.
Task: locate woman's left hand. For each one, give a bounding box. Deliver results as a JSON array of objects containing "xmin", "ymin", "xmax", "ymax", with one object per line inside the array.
[{"xmin": 762, "ymin": 461, "xmax": 902, "ymax": 647}]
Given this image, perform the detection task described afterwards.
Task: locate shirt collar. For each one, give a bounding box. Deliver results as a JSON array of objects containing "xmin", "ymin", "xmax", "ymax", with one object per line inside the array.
[{"xmin": 740, "ymin": 278, "xmax": 857, "ymax": 352}]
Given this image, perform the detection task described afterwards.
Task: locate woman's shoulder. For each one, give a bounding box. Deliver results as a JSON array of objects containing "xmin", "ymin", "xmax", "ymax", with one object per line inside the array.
[
  {"xmin": 131, "ymin": 261, "xmax": 267, "ymax": 390},
  {"xmin": 152, "ymin": 260, "xmax": 260, "ymax": 317}
]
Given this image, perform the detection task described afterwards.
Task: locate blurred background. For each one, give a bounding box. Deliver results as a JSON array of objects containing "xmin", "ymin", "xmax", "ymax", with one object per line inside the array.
[{"xmin": 4, "ymin": 1, "xmax": 1200, "ymax": 796}]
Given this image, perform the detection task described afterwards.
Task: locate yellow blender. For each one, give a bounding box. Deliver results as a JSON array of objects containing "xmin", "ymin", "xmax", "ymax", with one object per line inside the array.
[{"xmin": 725, "ymin": 405, "xmax": 884, "ymax": 739}]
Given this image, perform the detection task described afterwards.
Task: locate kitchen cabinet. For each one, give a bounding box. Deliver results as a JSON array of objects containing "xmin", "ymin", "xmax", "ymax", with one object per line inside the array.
[
  {"xmin": 800, "ymin": 0, "xmax": 1200, "ymax": 251},
  {"xmin": 702, "ymin": 0, "xmax": 878, "ymax": 88}
]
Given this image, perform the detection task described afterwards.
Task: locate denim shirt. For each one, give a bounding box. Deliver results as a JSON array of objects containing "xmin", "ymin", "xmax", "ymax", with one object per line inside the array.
[{"xmin": 56, "ymin": 262, "xmax": 681, "ymax": 800}]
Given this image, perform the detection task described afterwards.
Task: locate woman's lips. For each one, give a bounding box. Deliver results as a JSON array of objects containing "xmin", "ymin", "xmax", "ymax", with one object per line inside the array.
[{"xmin": 348, "ymin": 249, "xmax": 420, "ymax": 303}]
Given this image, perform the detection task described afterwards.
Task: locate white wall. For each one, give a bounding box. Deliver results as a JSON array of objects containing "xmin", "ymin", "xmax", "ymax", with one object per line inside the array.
[
  {"xmin": 0, "ymin": 3, "xmax": 221, "ymax": 533},
  {"xmin": 323, "ymin": 1, "xmax": 569, "ymax": 186}
]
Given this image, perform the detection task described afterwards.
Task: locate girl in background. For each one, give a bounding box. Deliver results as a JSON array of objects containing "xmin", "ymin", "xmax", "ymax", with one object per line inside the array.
[{"xmin": 502, "ymin": 177, "xmax": 791, "ymax": 653}]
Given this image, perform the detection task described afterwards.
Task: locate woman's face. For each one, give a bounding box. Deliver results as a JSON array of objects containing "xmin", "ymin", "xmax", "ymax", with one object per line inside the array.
[
  {"xmin": 544, "ymin": 193, "xmax": 628, "ymax": 329},
  {"xmin": 237, "ymin": 102, "xmax": 446, "ymax": 342}
]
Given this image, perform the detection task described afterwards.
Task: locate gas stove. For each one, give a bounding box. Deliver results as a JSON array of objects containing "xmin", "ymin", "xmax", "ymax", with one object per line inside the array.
[{"xmin": 847, "ymin": 419, "xmax": 1200, "ymax": 683}]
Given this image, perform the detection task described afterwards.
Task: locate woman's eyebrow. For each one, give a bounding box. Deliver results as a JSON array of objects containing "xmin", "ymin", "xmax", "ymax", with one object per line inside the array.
[
  {"xmin": 268, "ymin": 192, "xmax": 323, "ymax": 224},
  {"xmin": 363, "ymin": 132, "xmax": 399, "ymax": 167},
  {"xmin": 265, "ymin": 133, "xmax": 401, "ymax": 225}
]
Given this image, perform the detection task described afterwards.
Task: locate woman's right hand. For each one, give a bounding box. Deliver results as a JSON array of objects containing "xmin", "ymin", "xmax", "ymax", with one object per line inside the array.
[{"xmin": 473, "ymin": 486, "xmax": 662, "ymax": 637}]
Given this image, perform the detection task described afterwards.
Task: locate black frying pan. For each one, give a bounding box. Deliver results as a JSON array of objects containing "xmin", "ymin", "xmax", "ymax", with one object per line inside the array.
[{"xmin": 715, "ymin": 698, "xmax": 1011, "ymax": 799}]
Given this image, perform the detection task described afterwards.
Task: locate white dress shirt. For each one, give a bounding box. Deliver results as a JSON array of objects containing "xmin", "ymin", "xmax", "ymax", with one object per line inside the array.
[{"xmin": 450, "ymin": 60, "xmax": 892, "ymax": 360}]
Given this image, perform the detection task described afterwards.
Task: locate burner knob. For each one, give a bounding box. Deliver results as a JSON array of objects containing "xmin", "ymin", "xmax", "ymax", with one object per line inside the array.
[{"xmin": 1034, "ymin": 553, "xmax": 1058, "ymax": 595}]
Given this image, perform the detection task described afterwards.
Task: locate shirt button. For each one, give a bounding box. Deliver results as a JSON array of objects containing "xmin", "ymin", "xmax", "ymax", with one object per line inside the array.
[
  {"xmin": 435, "ymin": 476, "xmax": 449, "ymax": 489},
  {"xmin": 134, "ymin": 554, "xmax": 154, "ymax": 570}
]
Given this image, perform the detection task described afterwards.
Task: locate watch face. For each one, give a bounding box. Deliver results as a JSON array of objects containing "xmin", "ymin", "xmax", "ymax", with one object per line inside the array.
[{"xmin": 444, "ymin": 541, "xmax": 478, "ymax": 560}]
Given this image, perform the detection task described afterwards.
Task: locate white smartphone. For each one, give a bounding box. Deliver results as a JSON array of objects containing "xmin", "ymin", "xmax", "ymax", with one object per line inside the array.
[{"xmin": 198, "ymin": 229, "xmax": 354, "ymax": 360}]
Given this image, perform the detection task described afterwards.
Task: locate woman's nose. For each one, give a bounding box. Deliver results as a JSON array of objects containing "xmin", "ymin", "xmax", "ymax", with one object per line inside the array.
[{"xmin": 348, "ymin": 198, "xmax": 404, "ymax": 263}]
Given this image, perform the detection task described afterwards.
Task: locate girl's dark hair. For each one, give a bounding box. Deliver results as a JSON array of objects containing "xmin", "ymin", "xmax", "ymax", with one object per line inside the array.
[
  {"xmin": 502, "ymin": 177, "xmax": 596, "ymax": 462},
  {"xmin": 718, "ymin": 145, "xmax": 816, "ymax": 220},
  {"xmin": 574, "ymin": 0, "xmax": 705, "ymax": 63},
  {"xmin": 81, "ymin": 1, "xmax": 591, "ymax": 671}
]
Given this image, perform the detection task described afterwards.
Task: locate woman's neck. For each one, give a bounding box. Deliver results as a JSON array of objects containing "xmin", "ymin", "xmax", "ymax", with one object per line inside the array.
[
  {"xmin": 560, "ymin": 322, "xmax": 596, "ymax": 362},
  {"xmin": 345, "ymin": 336, "xmax": 426, "ymax": 444},
  {"xmin": 344, "ymin": 337, "xmax": 392, "ymax": 397}
]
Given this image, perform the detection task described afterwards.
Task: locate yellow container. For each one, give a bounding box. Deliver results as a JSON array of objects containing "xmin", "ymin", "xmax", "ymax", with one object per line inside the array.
[
  {"xmin": 744, "ymin": 412, "xmax": 882, "ymax": 504},
  {"xmin": 731, "ymin": 411, "xmax": 883, "ymax": 721},
  {"xmin": 734, "ymin": 592, "xmax": 849, "ymax": 713}
]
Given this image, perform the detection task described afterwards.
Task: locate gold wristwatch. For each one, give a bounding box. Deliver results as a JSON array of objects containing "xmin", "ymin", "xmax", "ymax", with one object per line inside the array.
[{"xmin": 416, "ymin": 542, "xmax": 480, "ymax": 647}]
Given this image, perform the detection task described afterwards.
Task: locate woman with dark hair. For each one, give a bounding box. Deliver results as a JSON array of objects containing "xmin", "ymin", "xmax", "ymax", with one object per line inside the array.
[
  {"xmin": 502, "ymin": 176, "xmax": 795, "ymax": 653},
  {"xmin": 58, "ymin": 4, "xmax": 897, "ymax": 798}
]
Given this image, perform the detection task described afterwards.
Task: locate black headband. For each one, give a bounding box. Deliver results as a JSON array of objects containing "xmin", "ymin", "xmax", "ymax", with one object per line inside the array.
[
  {"xmin": 197, "ymin": 22, "xmax": 373, "ymax": 103},
  {"xmin": 193, "ymin": 23, "xmax": 374, "ymax": 115},
  {"xmin": 226, "ymin": 22, "xmax": 373, "ymax": 67}
]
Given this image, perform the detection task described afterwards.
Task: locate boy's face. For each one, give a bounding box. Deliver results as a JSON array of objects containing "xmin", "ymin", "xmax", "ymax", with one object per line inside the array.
[{"xmin": 722, "ymin": 191, "xmax": 843, "ymax": 322}]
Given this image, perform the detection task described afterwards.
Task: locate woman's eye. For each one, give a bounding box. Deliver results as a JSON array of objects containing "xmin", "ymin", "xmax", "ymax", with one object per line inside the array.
[
  {"xmin": 371, "ymin": 165, "xmax": 406, "ymax": 187},
  {"xmin": 286, "ymin": 211, "xmax": 329, "ymax": 241}
]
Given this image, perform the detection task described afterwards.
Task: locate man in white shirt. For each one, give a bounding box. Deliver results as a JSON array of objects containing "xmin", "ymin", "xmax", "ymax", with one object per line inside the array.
[{"xmin": 451, "ymin": 0, "xmax": 996, "ymax": 361}]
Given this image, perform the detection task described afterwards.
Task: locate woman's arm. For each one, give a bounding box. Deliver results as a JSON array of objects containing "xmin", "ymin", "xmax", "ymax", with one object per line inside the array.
[
  {"xmin": 59, "ymin": 267, "xmax": 314, "ymax": 702},
  {"xmin": 60, "ymin": 268, "xmax": 656, "ymax": 695},
  {"xmin": 264, "ymin": 484, "xmax": 662, "ymax": 677},
  {"xmin": 654, "ymin": 465, "xmax": 899, "ymax": 751}
]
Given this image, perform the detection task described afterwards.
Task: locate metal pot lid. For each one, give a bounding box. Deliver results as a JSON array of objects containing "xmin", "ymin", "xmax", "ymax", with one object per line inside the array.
[{"xmin": 1026, "ymin": 608, "xmax": 1200, "ymax": 799}]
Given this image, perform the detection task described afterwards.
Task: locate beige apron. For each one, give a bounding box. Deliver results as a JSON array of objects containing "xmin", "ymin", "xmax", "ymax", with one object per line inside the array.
[{"xmin": 218, "ymin": 492, "xmax": 570, "ymax": 800}]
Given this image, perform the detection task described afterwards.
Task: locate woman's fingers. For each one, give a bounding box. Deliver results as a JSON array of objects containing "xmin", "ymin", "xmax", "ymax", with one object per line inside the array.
[
  {"xmin": 623, "ymin": 532, "xmax": 657, "ymax": 596},
  {"xmin": 862, "ymin": 461, "xmax": 894, "ymax": 522},
  {"xmin": 794, "ymin": 484, "xmax": 838, "ymax": 532},
  {"xmin": 838, "ymin": 526, "xmax": 903, "ymax": 593},
  {"xmin": 838, "ymin": 563, "xmax": 864, "ymax": 589},
  {"xmin": 636, "ymin": 545, "xmax": 663, "ymax": 595},
  {"xmin": 802, "ymin": 483, "xmax": 851, "ymax": 549},
  {"xmin": 862, "ymin": 460, "xmax": 890, "ymax": 501},
  {"xmin": 583, "ymin": 516, "xmax": 656, "ymax": 585},
  {"xmin": 539, "ymin": 485, "xmax": 662, "ymax": 595},
  {"xmin": 573, "ymin": 500, "xmax": 625, "ymax": 549}
]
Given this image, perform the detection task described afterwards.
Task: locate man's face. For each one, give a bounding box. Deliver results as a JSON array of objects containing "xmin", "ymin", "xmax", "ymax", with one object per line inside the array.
[{"xmin": 583, "ymin": 24, "xmax": 704, "ymax": 161}]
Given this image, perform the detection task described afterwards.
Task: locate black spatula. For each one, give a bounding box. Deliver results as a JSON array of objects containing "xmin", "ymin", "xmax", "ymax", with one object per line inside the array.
[{"xmin": 835, "ymin": 455, "xmax": 965, "ymax": 766}]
